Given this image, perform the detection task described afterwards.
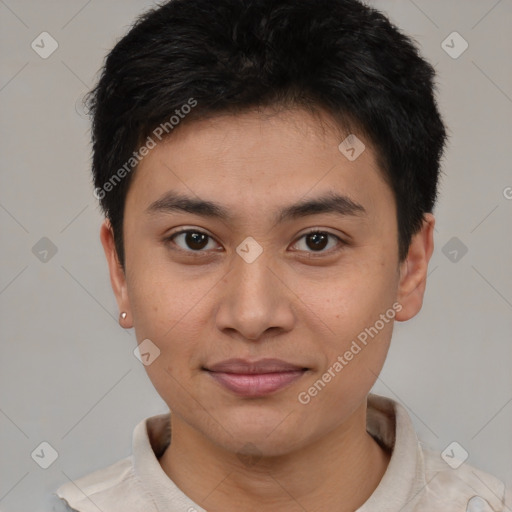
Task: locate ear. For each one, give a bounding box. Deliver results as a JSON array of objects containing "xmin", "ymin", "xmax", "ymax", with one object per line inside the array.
[
  {"xmin": 395, "ymin": 213, "xmax": 435, "ymax": 322},
  {"xmin": 99, "ymin": 219, "xmax": 133, "ymax": 328}
]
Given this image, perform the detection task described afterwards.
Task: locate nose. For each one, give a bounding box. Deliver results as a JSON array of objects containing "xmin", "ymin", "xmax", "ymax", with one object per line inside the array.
[{"xmin": 214, "ymin": 249, "xmax": 295, "ymax": 342}]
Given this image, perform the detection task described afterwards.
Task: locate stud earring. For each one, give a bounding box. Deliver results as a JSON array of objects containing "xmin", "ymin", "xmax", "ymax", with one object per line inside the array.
[{"xmin": 120, "ymin": 312, "xmax": 127, "ymax": 320}]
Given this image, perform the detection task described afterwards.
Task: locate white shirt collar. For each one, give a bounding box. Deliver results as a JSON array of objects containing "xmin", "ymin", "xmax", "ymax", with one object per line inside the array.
[{"xmin": 131, "ymin": 392, "xmax": 426, "ymax": 511}]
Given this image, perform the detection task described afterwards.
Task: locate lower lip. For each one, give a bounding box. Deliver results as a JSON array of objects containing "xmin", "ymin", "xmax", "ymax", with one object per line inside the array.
[{"xmin": 207, "ymin": 370, "xmax": 306, "ymax": 397}]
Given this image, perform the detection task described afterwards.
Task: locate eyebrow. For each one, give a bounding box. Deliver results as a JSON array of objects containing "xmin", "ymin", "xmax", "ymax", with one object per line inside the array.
[{"xmin": 145, "ymin": 190, "xmax": 367, "ymax": 224}]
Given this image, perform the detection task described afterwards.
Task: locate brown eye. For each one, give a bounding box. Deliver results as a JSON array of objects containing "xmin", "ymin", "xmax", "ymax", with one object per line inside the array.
[
  {"xmin": 167, "ymin": 230, "xmax": 217, "ymax": 252},
  {"xmin": 305, "ymin": 232, "xmax": 329, "ymax": 251},
  {"xmin": 292, "ymin": 230, "xmax": 344, "ymax": 254}
]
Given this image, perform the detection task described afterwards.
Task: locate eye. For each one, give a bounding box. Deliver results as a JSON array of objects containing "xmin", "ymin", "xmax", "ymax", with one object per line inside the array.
[
  {"xmin": 164, "ymin": 228, "xmax": 346, "ymax": 256},
  {"xmin": 165, "ymin": 229, "xmax": 219, "ymax": 253},
  {"xmin": 291, "ymin": 230, "xmax": 345, "ymax": 254}
]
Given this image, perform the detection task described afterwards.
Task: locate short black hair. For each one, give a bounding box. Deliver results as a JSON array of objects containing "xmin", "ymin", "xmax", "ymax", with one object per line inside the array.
[{"xmin": 87, "ymin": 0, "xmax": 447, "ymax": 269}]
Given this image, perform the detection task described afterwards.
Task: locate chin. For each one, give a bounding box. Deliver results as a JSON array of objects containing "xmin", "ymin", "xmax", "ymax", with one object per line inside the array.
[
  {"xmin": 228, "ymin": 434, "xmax": 302, "ymax": 461},
  {"xmin": 211, "ymin": 415, "xmax": 306, "ymax": 457}
]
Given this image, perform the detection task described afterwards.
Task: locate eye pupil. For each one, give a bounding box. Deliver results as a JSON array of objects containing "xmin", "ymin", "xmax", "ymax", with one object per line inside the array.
[
  {"xmin": 172, "ymin": 230, "xmax": 338, "ymax": 255},
  {"xmin": 186, "ymin": 232, "xmax": 208, "ymax": 250},
  {"xmin": 307, "ymin": 232, "xmax": 328, "ymax": 251}
]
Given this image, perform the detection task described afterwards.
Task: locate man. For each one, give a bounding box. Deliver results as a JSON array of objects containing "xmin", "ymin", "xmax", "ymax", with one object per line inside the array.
[{"xmin": 54, "ymin": 0, "xmax": 511, "ymax": 510}]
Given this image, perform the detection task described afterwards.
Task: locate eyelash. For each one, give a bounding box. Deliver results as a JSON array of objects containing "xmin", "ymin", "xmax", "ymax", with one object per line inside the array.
[{"xmin": 163, "ymin": 228, "xmax": 347, "ymax": 257}]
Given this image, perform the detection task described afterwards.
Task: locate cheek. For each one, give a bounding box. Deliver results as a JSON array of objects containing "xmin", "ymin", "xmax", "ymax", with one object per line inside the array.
[
  {"xmin": 312, "ymin": 253, "xmax": 397, "ymax": 323},
  {"xmin": 126, "ymin": 266, "xmax": 206, "ymax": 404},
  {"xmin": 126, "ymin": 276, "xmax": 189, "ymax": 382},
  {"xmin": 127, "ymin": 256, "xmax": 201, "ymax": 333},
  {"xmin": 305, "ymin": 255, "xmax": 398, "ymax": 373}
]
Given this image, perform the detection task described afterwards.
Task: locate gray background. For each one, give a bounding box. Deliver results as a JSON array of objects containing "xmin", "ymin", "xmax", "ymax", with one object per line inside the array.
[{"xmin": 0, "ymin": 1, "xmax": 511, "ymax": 510}]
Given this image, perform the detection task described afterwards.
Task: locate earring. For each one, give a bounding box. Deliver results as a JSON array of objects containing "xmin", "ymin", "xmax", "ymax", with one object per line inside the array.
[{"xmin": 120, "ymin": 312, "xmax": 127, "ymax": 320}]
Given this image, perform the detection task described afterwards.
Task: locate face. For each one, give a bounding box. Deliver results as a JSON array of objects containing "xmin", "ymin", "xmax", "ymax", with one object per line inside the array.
[{"xmin": 101, "ymin": 107, "xmax": 433, "ymax": 458}]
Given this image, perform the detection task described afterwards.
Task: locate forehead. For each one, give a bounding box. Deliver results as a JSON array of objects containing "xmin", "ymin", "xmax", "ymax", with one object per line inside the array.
[{"xmin": 125, "ymin": 108, "xmax": 393, "ymax": 223}]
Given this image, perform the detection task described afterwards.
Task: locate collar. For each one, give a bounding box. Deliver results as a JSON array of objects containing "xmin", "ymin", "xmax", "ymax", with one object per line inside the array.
[
  {"xmin": 132, "ymin": 393, "xmax": 426, "ymax": 511},
  {"xmin": 358, "ymin": 393, "xmax": 427, "ymax": 511}
]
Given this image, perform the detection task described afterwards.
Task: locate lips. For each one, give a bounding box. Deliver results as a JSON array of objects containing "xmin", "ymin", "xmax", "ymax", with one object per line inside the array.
[
  {"xmin": 206, "ymin": 358, "xmax": 307, "ymax": 374},
  {"xmin": 204, "ymin": 358, "xmax": 308, "ymax": 397}
]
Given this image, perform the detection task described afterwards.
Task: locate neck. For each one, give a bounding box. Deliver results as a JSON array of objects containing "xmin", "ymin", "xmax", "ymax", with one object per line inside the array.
[{"xmin": 159, "ymin": 400, "xmax": 391, "ymax": 512}]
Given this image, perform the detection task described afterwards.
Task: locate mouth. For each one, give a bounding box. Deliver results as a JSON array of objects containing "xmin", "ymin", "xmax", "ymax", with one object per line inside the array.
[{"xmin": 203, "ymin": 358, "xmax": 309, "ymax": 397}]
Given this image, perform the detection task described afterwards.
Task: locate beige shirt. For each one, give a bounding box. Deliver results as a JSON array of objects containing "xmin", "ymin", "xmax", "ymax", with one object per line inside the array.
[{"xmin": 54, "ymin": 393, "xmax": 511, "ymax": 511}]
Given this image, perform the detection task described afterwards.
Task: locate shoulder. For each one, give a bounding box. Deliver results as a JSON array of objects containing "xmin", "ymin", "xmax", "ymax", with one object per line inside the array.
[
  {"xmin": 54, "ymin": 455, "xmax": 157, "ymax": 512},
  {"xmin": 417, "ymin": 445, "xmax": 511, "ymax": 511}
]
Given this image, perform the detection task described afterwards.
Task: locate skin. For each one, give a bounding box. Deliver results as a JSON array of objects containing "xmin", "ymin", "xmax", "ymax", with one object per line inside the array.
[{"xmin": 100, "ymin": 107, "xmax": 434, "ymax": 512}]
